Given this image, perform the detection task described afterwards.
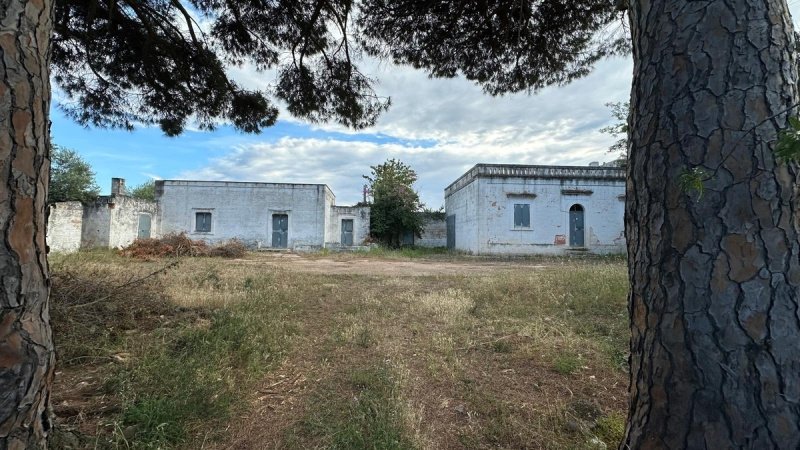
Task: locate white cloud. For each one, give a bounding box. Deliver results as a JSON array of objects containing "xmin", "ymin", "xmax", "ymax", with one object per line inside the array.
[{"xmin": 184, "ymin": 53, "xmax": 633, "ymax": 206}]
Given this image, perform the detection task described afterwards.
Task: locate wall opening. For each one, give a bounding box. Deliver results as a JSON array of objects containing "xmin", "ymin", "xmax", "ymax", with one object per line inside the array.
[
  {"xmin": 569, "ymin": 204, "xmax": 585, "ymax": 247},
  {"xmin": 137, "ymin": 214, "xmax": 151, "ymax": 239},
  {"xmin": 446, "ymin": 215, "xmax": 456, "ymax": 249},
  {"xmin": 272, "ymin": 214, "xmax": 288, "ymax": 248},
  {"xmin": 341, "ymin": 219, "xmax": 354, "ymax": 246}
]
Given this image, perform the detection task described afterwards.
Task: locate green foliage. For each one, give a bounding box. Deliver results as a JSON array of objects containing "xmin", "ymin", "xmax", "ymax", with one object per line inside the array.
[
  {"xmin": 48, "ymin": 144, "xmax": 100, "ymax": 203},
  {"xmin": 678, "ymin": 167, "xmax": 709, "ymax": 200},
  {"xmin": 421, "ymin": 206, "xmax": 447, "ymax": 221},
  {"xmin": 775, "ymin": 116, "xmax": 800, "ymax": 162},
  {"xmin": 52, "ymin": 1, "xmax": 391, "ymax": 135},
  {"xmin": 357, "ymin": 0, "xmax": 628, "ymax": 95},
  {"xmin": 599, "ymin": 101, "xmax": 630, "ymax": 157},
  {"xmin": 364, "ymin": 159, "xmax": 424, "ymax": 247},
  {"xmin": 53, "ymin": 1, "xmax": 625, "ymax": 136},
  {"xmin": 129, "ymin": 179, "xmax": 156, "ymax": 201}
]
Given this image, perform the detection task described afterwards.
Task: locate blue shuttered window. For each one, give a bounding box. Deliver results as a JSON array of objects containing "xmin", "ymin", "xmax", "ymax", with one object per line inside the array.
[
  {"xmin": 195, "ymin": 212, "xmax": 212, "ymax": 232},
  {"xmin": 514, "ymin": 204, "xmax": 530, "ymax": 228}
]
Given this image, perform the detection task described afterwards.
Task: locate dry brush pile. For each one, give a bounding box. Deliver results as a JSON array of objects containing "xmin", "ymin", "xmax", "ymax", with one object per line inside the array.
[{"xmin": 119, "ymin": 232, "xmax": 248, "ymax": 259}]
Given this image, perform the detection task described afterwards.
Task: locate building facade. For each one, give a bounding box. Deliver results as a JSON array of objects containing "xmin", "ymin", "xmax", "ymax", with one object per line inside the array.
[
  {"xmin": 155, "ymin": 180, "xmax": 370, "ymax": 251},
  {"xmin": 444, "ymin": 164, "xmax": 626, "ymax": 255},
  {"xmin": 47, "ymin": 178, "xmax": 370, "ymax": 252},
  {"xmin": 47, "ymin": 178, "xmax": 159, "ymax": 252}
]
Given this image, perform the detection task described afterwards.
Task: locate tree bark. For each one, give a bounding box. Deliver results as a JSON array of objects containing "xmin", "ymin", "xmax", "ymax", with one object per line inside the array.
[
  {"xmin": 0, "ymin": 0, "xmax": 54, "ymax": 448},
  {"xmin": 624, "ymin": 0, "xmax": 800, "ymax": 448}
]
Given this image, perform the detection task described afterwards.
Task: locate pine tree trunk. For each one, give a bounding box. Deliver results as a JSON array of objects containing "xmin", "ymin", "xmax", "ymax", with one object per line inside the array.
[
  {"xmin": 0, "ymin": 0, "xmax": 54, "ymax": 448},
  {"xmin": 624, "ymin": 0, "xmax": 800, "ymax": 447}
]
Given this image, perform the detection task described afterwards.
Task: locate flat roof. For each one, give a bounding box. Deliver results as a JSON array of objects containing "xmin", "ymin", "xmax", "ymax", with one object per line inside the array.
[
  {"xmin": 156, "ymin": 179, "xmax": 335, "ymax": 198},
  {"xmin": 444, "ymin": 164, "xmax": 625, "ymax": 198}
]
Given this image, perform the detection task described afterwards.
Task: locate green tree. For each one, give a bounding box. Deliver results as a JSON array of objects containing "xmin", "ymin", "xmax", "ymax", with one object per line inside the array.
[
  {"xmin": 3, "ymin": 0, "xmax": 799, "ymax": 447},
  {"xmin": 129, "ymin": 180, "xmax": 156, "ymax": 201},
  {"xmin": 598, "ymin": 101, "xmax": 629, "ymax": 157},
  {"xmin": 48, "ymin": 145, "xmax": 101, "ymax": 204},
  {"xmin": 364, "ymin": 159, "xmax": 424, "ymax": 247}
]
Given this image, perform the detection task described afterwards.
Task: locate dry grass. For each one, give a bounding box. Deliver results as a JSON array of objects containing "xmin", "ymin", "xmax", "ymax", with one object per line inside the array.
[{"xmin": 50, "ymin": 250, "xmax": 629, "ymax": 449}]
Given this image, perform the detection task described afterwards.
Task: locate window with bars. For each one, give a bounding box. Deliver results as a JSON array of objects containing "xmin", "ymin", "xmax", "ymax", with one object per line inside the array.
[{"xmin": 513, "ymin": 204, "xmax": 530, "ymax": 228}]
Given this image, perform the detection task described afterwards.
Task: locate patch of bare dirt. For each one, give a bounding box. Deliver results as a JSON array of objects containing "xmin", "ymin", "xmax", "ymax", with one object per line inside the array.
[{"xmin": 232, "ymin": 253, "xmax": 547, "ymax": 277}]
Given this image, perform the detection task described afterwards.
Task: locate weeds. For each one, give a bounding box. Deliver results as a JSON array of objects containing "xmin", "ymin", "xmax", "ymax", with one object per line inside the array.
[
  {"xmin": 294, "ymin": 364, "xmax": 415, "ymax": 450},
  {"xmin": 51, "ymin": 251, "xmax": 296, "ymax": 448},
  {"xmin": 51, "ymin": 251, "xmax": 629, "ymax": 449},
  {"xmin": 113, "ymin": 295, "xmax": 295, "ymax": 447},
  {"xmin": 553, "ymin": 354, "xmax": 582, "ymax": 375}
]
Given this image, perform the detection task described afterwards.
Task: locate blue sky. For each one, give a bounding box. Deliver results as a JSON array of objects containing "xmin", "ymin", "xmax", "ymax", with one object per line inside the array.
[{"xmin": 52, "ymin": 54, "xmax": 634, "ymax": 207}]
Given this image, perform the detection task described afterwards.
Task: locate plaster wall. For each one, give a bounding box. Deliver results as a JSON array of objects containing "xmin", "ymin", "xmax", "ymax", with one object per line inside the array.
[
  {"xmin": 444, "ymin": 180, "xmax": 482, "ymax": 253},
  {"xmin": 445, "ymin": 165, "xmax": 625, "ymax": 255},
  {"xmin": 327, "ymin": 206, "xmax": 371, "ymax": 247},
  {"xmin": 156, "ymin": 181, "xmax": 331, "ymax": 250},
  {"xmin": 476, "ymin": 177, "xmax": 625, "ymax": 254},
  {"xmin": 46, "ymin": 201, "xmax": 84, "ymax": 253},
  {"xmin": 108, "ymin": 196, "xmax": 159, "ymax": 248},
  {"xmin": 81, "ymin": 199, "xmax": 112, "ymax": 248}
]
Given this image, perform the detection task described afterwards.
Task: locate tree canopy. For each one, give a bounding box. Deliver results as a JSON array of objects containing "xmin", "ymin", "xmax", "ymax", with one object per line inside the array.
[
  {"xmin": 48, "ymin": 145, "xmax": 101, "ymax": 204},
  {"xmin": 52, "ymin": 1, "xmax": 627, "ymax": 137},
  {"xmin": 599, "ymin": 101, "xmax": 629, "ymax": 157},
  {"xmin": 129, "ymin": 179, "xmax": 156, "ymax": 201},
  {"xmin": 364, "ymin": 159, "xmax": 424, "ymax": 247}
]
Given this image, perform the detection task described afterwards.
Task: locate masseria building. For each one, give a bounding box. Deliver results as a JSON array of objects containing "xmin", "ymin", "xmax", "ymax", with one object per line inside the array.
[{"xmin": 444, "ymin": 163, "xmax": 626, "ymax": 255}]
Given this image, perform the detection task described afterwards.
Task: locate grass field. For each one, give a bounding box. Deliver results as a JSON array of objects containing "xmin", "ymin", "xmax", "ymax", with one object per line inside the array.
[{"xmin": 49, "ymin": 250, "xmax": 629, "ymax": 449}]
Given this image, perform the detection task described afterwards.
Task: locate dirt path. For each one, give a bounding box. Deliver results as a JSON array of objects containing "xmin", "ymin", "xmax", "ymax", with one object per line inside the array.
[{"xmin": 231, "ymin": 253, "xmax": 547, "ymax": 277}]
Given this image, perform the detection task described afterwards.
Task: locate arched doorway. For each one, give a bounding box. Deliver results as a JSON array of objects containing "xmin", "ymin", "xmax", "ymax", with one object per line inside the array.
[{"xmin": 569, "ymin": 204, "xmax": 585, "ymax": 247}]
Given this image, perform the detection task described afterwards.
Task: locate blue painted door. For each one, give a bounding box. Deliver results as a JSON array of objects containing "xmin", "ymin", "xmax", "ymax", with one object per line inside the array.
[
  {"xmin": 341, "ymin": 219, "xmax": 354, "ymax": 246},
  {"xmin": 569, "ymin": 205, "xmax": 584, "ymax": 246},
  {"xmin": 272, "ymin": 214, "xmax": 288, "ymax": 248},
  {"xmin": 138, "ymin": 214, "xmax": 151, "ymax": 239}
]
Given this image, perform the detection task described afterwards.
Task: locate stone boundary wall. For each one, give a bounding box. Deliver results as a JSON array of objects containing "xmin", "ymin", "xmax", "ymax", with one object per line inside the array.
[{"xmin": 46, "ymin": 201, "xmax": 83, "ymax": 253}]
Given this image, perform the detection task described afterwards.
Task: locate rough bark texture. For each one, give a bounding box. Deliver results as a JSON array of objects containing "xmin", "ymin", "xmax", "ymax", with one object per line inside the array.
[
  {"xmin": 0, "ymin": 0, "xmax": 54, "ymax": 448},
  {"xmin": 624, "ymin": 0, "xmax": 800, "ymax": 448}
]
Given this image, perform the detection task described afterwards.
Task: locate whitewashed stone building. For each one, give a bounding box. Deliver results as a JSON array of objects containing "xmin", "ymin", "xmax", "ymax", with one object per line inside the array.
[
  {"xmin": 155, "ymin": 180, "xmax": 370, "ymax": 250},
  {"xmin": 47, "ymin": 178, "xmax": 370, "ymax": 252},
  {"xmin": 444, "ymin": 164, "xmax": 626, "ymax": 255},
  {"xmin": 47, "ymin": 178, "xmax": 158, "ymax": 252}
]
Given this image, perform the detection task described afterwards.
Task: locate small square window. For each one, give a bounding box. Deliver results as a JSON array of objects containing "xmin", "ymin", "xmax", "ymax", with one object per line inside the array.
[
  {"xmin": 195, "ymin": 212, "xmax": 212, "ymax": 232},
  {"xmin": 514, "ymin": 204, "xmax": 530, "ymax": 228}
]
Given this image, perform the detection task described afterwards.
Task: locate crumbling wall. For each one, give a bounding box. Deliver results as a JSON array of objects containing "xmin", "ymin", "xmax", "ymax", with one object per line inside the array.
[
  {"xmin": 81, "ymin": 195, "xmax": 159, "ymax": 249},
  {"xmin": 108, "ymin": 196, "xmax": 159, "ymax": 248},
  {"xmin": 46, "ymin": 202, "xmax": 84, "ymax": 253},
  {"xmin": 81, "ymin": 199, "xmax": 112, "ymax": 248}
]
